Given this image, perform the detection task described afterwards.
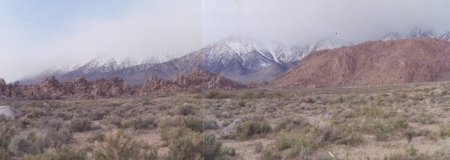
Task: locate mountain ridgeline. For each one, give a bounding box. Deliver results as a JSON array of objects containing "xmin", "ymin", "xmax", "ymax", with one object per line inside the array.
[
  {"xmin": 16, "ymin": 29, "xmax": 450, "ymax": 92},
  {"xmin": 21, "ymin": 37, "xmax": 341, "ymax": 85},
  {"xmin": 273, "ymin": 37, "xmax": 450, "ymax": 88}
]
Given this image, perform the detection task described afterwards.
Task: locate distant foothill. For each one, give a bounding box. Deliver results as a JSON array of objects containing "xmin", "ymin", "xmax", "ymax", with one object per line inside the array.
[{"xmin": 0, "ymin": 69, "xmax": 251, "ymax": 100}]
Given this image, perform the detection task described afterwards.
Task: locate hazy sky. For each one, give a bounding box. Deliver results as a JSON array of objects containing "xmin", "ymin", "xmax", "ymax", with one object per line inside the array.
[
  {"xmin": 1, "ymin": 0, "xmax": 450, "ymax": 82},
  {"xmin": 0, "ymin": 0, "xmax": 202, "ymax": 82},
  {"xmin": 204, "ymin": 0, "xmax": 450, "ymax": 45}
]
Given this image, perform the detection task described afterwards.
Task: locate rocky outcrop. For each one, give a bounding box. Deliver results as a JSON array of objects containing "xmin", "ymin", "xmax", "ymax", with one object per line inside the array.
[
  {"xmin": 0, "ymin": 106, "xmax": 21, "ymax": 119},
  {"xmin": 88, "ymin": 77, "xmax": 128, "ymax": 98},
  {"xmin": 4, "ymin": 82, "xmax": 24, "ymax": 97},
  {"xmin": 0, "ymin": 70, "xmax": 249, "ymax": 99},
  {"xmin": 273, "ymin": 38, "xmax": 450, "ymax": 88},
  {"xmin": 61, "ymin": 77, "xmax": 130, "ymax": 99},
  {"xmin": 0, "ymin": 76, "xmax": 131, "ymax": 99},
  {"xmin": 220, "ymin": 119, "xmax": 242, "ymax": 138},
  {"xmin": 39, "ymin": 76, "xmax": 65, "ymax": 97},
  {"xmin": 140, "ymin": 69, "xmax": 249, "ymax": 95},
  {"xmin": 0, "ymin": 78, "xmax": 6, "ymax": 96},
  {"xmin": 63, "ymin": 77, "xmax": 90, "ymax": 98}
]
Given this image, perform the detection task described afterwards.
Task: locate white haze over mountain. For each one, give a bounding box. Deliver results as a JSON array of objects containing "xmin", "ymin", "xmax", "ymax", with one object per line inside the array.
[
  {"xmin": 204, "ymin": 0, "xmax": 450, "ymax": 45},
  {"xmin": 1, "ymin": 0, "xmax": 450, "ymax": 82},
  {"xmin": 0, "ymin": 1, "xmax": 202, "ymax": 82}
]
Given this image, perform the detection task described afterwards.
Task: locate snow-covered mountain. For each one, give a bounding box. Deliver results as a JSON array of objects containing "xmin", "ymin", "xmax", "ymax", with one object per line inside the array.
[
  {"xmin": 171, "ymin": 37, "xmax": 342, "ymax": 83},
  {"xmin": 21, "ymin": 37, "xmax": 343, "ymax": 84},
  {"xmin": 207, "ymin": 37, "xmax": 341, "ymax": 67},
  {"xmin": 433, "ymin": 32, "xmax": 450, "ymax": 41},
  {"xmin": 211, "ymin": 37, "xmax": 341, "ymax": 64},
  {"xmin": 20, "ymin": 56, "xmax": 157, "ymax": 84},
  {"xmin": 75, "ymin": 59, "xmax": 119, "ymax": 74},
  {"xmin": 20, "ymin": 37, "xmax": 343, "ymax": 84}
]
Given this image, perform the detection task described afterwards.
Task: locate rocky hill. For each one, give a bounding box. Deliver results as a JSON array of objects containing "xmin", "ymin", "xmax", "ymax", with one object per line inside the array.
[
  {"xmin": 1, "ymin": 77, "xmax": 130, "ymax": 99},
  {"xmin": 273, "ymin": 38, "xmax": 450, "ymax": 88},
  {"xmin": 140, "ymin": 69, "xmax": 249, "ymax": 94},
  {"xmin": 0, "ymin": 70, "xmax": 249, "ymax": 99}
]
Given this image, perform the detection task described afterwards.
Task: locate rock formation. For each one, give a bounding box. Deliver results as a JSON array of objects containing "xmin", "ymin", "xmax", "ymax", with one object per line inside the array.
[
  {"xmin": 0, "ymin": 76, "xmax": 130, "ymax": 99},
  {"xmin": 140, "ymin": 69, "xmax": 249, "ymax": 95},
  {"xmin": 0, "ymin": 78, "xmax": 6, "ymax": 96},
  {"xmin": 0, "ymin": 106, "xmax": 21, "ymax": 119},
  {"xmin": 0, "ymin": 70, "xmax": 249, "ymax": 99}
]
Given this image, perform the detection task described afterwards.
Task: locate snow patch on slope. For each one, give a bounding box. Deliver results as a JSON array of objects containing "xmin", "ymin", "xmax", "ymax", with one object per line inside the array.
[{"xmin": 381, "ymin": 28, "xmax": 450, "ymax": 42}]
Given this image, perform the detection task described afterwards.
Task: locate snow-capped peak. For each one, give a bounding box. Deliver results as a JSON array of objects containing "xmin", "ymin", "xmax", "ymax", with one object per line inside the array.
[
  {"xmin": 66, "ymin": 57, "xmax": 124, "ymax": 74},
  {"xmin": 120, "ymin": 57, "xmax": 138, "ymax": 68},
  {"xmin": 433, "ymin": 32, "xmax": 450, "ymax": 41},
  {"xmin": 142, "ymin": 55, "xmax": 176, "ymax": 64},
  {"xmin": 382, "ymin": 32, "xmax": 402, "ymax": 41},
  {"xmin": 82, "ymin": 59, "xmax": 101, "ymax": 69},
  {"xmin": 409, "ymin": 27, "xmax": 434, "ymax": 38},
  {"xmin": 221, "ymin": 37, "xmax": 257, "ymax": 55},
  {"xmin": 380, "ymin": 28, "xmax": 450, "ymax": 42},
  {"xmin": 203, "ymin": 36, "xmax": 344, "ymax": 68},
  {"xmin": 265, "ymin": 42, "xmax": 301, "ymax": 63}
]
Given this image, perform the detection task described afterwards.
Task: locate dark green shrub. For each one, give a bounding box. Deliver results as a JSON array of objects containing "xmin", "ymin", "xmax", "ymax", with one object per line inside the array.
[
  {"xmin": 203, "ymin": 119, "xmax": 219, "ymax": 130},
  {"xmin": 275, "ymin": 128, "xmax": 319, "ymax": 158},
  {"xmin": 383, "ymin": 145, "xmax": 430, "ymax": 160},
  {"xmin": 166, "ymin": 133, "xmax": 202, "ymax": 160},
  {"xmin": 167, "ymin": 133, "xmax": 225, "ymax": 160},
  {"xmin": 234, "ymin": 120, "xmax": 271, "ymax": 140},
  {"xmin": 8, "ymin": 132, "xmax": 50, "ymax": 156},
  {"xmin": 176, "ymin": 105, "xmax": 194, "ymax": 116},
  {"xmin": 121, "ymin": 117, "xmax": 156, "ymax": 130},
  {"xmin": 93, "ymin": 131, "xmax": 157, "ymax": 160},
  {"xmin": 359, "ymin": 117, "xmax": 409, "ymax": 141},
  {"xmin": 275, "ymin": 117, "xmax": 310, "ymax": 131},
  {"xmin": 87, "ymin": 131, "xmax": 105, "ymax": 143},
  {"xmin": 205, "ymin": 90, "xmax": 232, "ymax": 99},
  {"xmin": 275, "ymin": 136, "xmax": 291, "ymax": 151},
  {"xmin": 184, "ymin": 116, "xmax": 203, "ymax": 132},
  {"xmin": 439, "ymin": 124, "xmax": 450, "ymax": 138},
  {"xmin": 89, "ymin": 109, "xmax": 108, "ymax": 121},
  {"xmin": 0, "ymin": 123, "xmax": 17, "ymax": 149},
  {"xmin": 46, "ymin": 129, "xmax": 73, "ymax": 147},
  {"xmin": 217, "ymin": 147, "xmax": 237, "ymax": 160},
  {"xmin": 159, "ymin": 117, "xmax": 228, "ymax": 160},
  {"xmin": 0, "ymin": 148, "xmax": 11, "ymax": 160},
  {"xmin": 303, "ymin": 97, "xmax": 316, "ymax": 104},
  {"xmin": 69, "ymin": 118, "xmax": 92, "ymax": 132},
  {"xmin": 238, "ymin": 101, "xmax": 246, "ymax": 107},
  {"xmin": 103, "ymin": 115, "xmax": 122, "ymax": 127},
  {"xmin": 275, "ymin": 124, "xmax": 364, "ymax": 158},
  {"xmin": 25, "ymin": 146, "xmax": 86, "ymax": 160},
  {"xmin": 203, "ymin": 134, "xmax": 222, "ymax": 160},
  {"xmin": 254, "ymin": 142, "xmax": 263, "ymax": 153},
  {"xmin": 319, "ymin": 125, "xmax": 364, "ymax": 146},
  {"xmin": 55, "ymin": 112, "xmax": 73, "ymax": 121},
  {"xmin": 262, "ymin": 149, "xmax": 282, "ymax": 160}
]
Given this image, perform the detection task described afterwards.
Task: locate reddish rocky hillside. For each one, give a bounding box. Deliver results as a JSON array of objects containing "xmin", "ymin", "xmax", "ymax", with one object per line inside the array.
[
  {"xmin": 139, "ymin": 69, "xmax": 249, "ymax": 95},
  {"xmin": 273, "ymin": 38, "xmax": 450, "ymax": 88}
]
